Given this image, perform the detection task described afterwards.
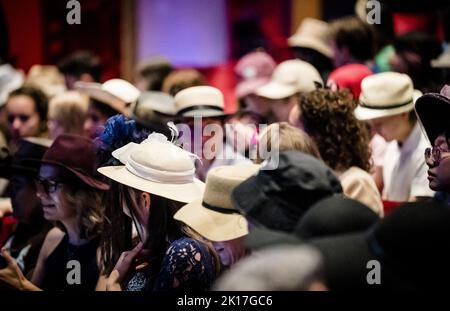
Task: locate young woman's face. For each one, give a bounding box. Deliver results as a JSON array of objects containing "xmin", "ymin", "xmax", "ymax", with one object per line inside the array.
[
  {"xmin": 36, "ymin": 164, "xmax": 76, "ymax": 222},
  {"xmin": 426, "ymin": 134, "xmax": 450, "ymax": 192},
  {"xmin": 6, "ymin": 95, "xmax": 41, "ymax": 140}
]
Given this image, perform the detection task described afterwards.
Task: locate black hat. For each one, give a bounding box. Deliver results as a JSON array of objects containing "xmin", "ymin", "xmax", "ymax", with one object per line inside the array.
[
  {"xmin": 415, "ymin": 84, "xmax": 450, "ymax": 144},
  {"xmin": 232, "ymin": 150, "xmax": 343, "ymax": 232},
  {"xmin": 246, "ymin": 195, "xmax": 379, "ymax": 250},
  {"xmin": 0, "ymin": 137, "xmax": 51, "ymax": 178},
  {"xmin": 311, "ymin": 200, "xmax": 450, "ymax": 290}
]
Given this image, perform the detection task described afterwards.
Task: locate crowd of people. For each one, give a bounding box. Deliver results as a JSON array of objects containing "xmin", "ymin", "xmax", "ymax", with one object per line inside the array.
[{"xmin": 0, "ymin": 10, "xmax": 450, "ymax": 291}]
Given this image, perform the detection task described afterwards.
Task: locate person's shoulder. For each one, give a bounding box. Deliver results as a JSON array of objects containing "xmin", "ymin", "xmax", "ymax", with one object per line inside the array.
[
  {"xmin": 166, "ymin": 237, "xmax": 206, "ymax": 255},
  {"xmin": 41, "ymin": 227, "xmax": 65, "ymax": 258}
]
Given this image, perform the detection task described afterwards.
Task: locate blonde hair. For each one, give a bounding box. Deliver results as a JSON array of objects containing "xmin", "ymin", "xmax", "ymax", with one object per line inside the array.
[
  {"xmin": 257, "ymin": 122, "xmax": 321, "ymax": 163},
  {"xmin": 48, "ymin": 91, "xmax": 88, "ymax": 136}
]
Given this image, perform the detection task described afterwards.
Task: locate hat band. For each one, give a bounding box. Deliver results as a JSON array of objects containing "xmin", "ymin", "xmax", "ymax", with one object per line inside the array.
[
  {"xmin": 177, "ymin": 104, "xmax": 224, "ymax": 116},
  {"xmin": 125, "ymin": 156, "xmax": 195, "ymax": 184},
  {"xmin": 203, "ymin": 201, "xmax": 240, "ymax": 215},
  {"xmin": 359, "ymin": 98, "xmax": 413, "ymax": 110}
]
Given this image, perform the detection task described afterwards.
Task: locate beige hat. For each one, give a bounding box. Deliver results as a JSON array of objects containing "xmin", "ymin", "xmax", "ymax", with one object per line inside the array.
[
  {"xmin": 98, "ymin": 133, "xmax": 204, "ymax": 203},
  {"xmin": 174, "ymin": 85, "xmax": 226, "ymax": 118},
  {"xmin": 256, "ymin": 60, "xmax": 323, "ymax": 100},
  {"xmin": 75, "ymin": 79, "xmax": 140, "ymax": 116},
  {"xmin": 288, "ymin": 18, "xmax": 333, "ymax": 58},
  {"xmin": 174, "ymin": 164, "xmax": 260, "ymax": 242},
  {"xmin": 26, "ymin": 65, "xmax": 66, "ymax": 98},
  {"xmin": 355, "ymin": 72, "xmax": 422, "ymax": 121}
]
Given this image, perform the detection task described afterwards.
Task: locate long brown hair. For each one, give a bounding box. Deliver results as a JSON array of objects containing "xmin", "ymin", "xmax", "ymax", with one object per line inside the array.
[{"xmin": 100, "ymin": 182, "xmax": 220, "ymax": 280}]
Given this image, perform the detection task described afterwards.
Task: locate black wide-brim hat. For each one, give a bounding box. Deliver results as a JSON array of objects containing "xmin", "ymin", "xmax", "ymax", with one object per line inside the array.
[
  {"xmin": 0, "ymin": 137, "xmax": 51, "ymax": 179},
  {"xmin": 415, "ymin": 85, "xmax": 450, "ymax": 144}
]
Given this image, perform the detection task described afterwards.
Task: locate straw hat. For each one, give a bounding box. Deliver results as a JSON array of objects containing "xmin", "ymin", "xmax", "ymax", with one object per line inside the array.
[
  {"xmin": 75, "ymin": 79, "xmax": 140, "ymax": 116},
  {"xmin": 0, "ymin": 64, "xmax": 24, "ymax": 106},
  {"xmin": 98, "ymin": 133, "xmax": 204, "ymax": 203},
  {"xmin": 288, "ymin": 18, "xmax": 333, "ymax": 58},
  {"xmin": 174, "ymin": 85, "xmax": 226, "ymax": 118},
  {"xmin": 256, "ymin": 60, "xmax": 323, "ymax": 100},
  {"xmin": 174, "ymin": 164, "xmax": 260, "ymax": 241},
  {"xmin": 26, "ymin": 65, "xmax": 66, "ymax": 98},
  {"xmin": 133, "ymin": 91, "xmax": 176, "ymax": 117},
  {"xmin": 355, "ymin": 72, "xmax": 422, "ymax": 121}
]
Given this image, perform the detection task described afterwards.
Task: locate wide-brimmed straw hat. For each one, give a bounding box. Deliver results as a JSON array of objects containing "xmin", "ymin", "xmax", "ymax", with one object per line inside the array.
[
  {"xmin": 288, "ymin": 18, "xmax": 333, "ymax": 58},
  {"xmin": 174, "ymin": 85, "xmax": 227, "ymax": 118},
  {"xmin": 174, "ymin": 164, "xmax": 260, "ymax": 242},
  {"xmin": 355, "ymin": 72, "xmax": 422, "ymax": 121},
  {"xmin": 75, "ymin": 79, "xmax": 140, "ymax": 116},
  {"xmin": 255, "ymin": 60, "xmax": 323, "ymax": 100},
  {"xmin": 98, "ymin": 133, "xmax": 204, "ymax": 203}
]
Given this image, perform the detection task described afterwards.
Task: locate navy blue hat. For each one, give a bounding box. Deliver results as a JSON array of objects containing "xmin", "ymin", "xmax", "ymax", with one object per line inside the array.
[{"xmin": 232, "ymin": 150, "xmax": 343, "ymax": 232}]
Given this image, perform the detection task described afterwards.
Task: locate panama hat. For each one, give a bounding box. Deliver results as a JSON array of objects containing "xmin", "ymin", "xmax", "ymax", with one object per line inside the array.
[
  {"xmin": 355, "ymin": 72, "xmax": 422, "ymax": 121},
  {"xmin": 255, "ymin": 60, "xmax": 323, "ymax": 100},
  {"xmin": 75, "ymin": 79, "xmax": 140, "ymax": 116},
  {"xmin": 98, "ymin": 133, "xmax": 204, "ymax": 203},
  {"xmin": 133, "ymin": 91, "xmax": 176, "ymax": 117},
  {"xmin": 0, "ymin": 64, "xmax": 24, "ymax": 106},
  {"xmin": 288, "ymin": 18, "xmax": 333, "ymax": 58},
  {"xmin": 415, "ymin": 84, "xmax": 450, "ymax": 144},
  {"xmin": 174, "ymin": 85, "xmax": 226, "ymax": 118},
  {"xmin": 174, "ymin": 164, "xmax": 260, "ymax": 242}
]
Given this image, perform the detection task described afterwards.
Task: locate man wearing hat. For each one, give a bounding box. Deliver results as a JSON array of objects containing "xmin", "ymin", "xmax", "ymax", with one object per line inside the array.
[
  {"xmin": 0, "ymin": 137, "xmax": 52, "ymax": 279},
  {"xmin": 174, "ymin": 85, "xmax": 251, "ymax": 181},
  {"xmin": 415, "ymin": 85, "xmax": 450, "ymax": 200},
  {"xmin": 75, "ymin": 78, "xmax": 141, "ymax": 139},
  {"xmin": 255, "ymin": 59, "xmax": 323, "ymax": 124},
  {"xmin": 355, "ymin": 72, "xmax": 434, "ymax": 202},
  {"xmin": 174, "ymin": 163, "xmax": 259, "ymax": 270}
]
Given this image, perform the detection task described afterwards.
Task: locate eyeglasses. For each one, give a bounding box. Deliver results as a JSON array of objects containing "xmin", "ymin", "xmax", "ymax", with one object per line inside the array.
[
  {"xmin": 7, "ymin": 114, "xmax": 31, "ymax": 124},
  {"xmin": 424, "ymin": 147, "xmax": 450, "ymax": 166},
  {"xmin": 34, "ymin": 177, "xmax": 63, "ymax": 195}
]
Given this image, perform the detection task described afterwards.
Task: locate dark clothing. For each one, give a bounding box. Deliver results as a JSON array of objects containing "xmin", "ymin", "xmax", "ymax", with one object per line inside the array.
[
  {"xmin": 125, "ymin": 237, "xmax": 217, "ymax": 292},
  {"xmin": 40, "ymin": 234, "xmax": 100, "ymax": 291}
]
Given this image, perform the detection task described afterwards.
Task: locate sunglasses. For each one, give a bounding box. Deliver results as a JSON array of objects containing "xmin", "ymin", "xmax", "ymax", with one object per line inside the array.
[
  {"xmin": 34, "ymin": 177, "xmax": 64, "ymax": 195},
  {"xmin": 7, "ymin": 114, "xmax": 31, "ymax": 124},
  {"xmin": 424, "ymin": 147, "xmax": 450, "ymax": 166}
]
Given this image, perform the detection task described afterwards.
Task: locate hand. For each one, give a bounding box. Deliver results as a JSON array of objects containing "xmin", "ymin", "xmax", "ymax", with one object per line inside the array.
[
  {"xmin": 106, "ymin": 242, "xmax": 149, "ymax": 291},
  {"xmin": 0, "ymin": 248, "xmax": 28, "ymax": 290}
]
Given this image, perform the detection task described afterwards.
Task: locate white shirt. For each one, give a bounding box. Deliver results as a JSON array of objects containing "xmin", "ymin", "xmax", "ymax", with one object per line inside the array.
[{"xmin": 382, "ymin": 122, "xmax": 434, "ymax": 202}]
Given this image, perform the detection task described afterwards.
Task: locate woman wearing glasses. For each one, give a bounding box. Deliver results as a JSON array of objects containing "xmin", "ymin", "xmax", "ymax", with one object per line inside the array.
[
  {"xmin": 416, "ymin": 85, "xmax": 450, "ymax": 196},
  {"xmin": 0, "ymin": 134, "xmax": 108, "ymax": 291}
]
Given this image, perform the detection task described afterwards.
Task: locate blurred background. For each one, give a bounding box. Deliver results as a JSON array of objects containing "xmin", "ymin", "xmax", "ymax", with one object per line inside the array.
[{"xmin": 1, "ymin": 0, "xmax": 448, "ymax": 111}]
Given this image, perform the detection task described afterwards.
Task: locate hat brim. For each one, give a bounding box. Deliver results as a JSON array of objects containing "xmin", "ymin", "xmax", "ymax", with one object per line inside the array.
[
  {"xmin": 76, "ymin": 82, "xmax": 130, "ymax": 116},
  {"xmin": 355, "ymin": 90, "xmax": 422, "ymax": 121},
  {"xmin": 174, "ymin": 198, "xmax": 248, "ymax": 242},
  {"xmin": 236, "ymin": 77, "xmax": 271, "ymax": 99},
  {"xmin": 415, "ymin": 93, "xmax": 450, "ymax": 144},
  {"xmin": 37, "ymin": 159, "xmax": 109, "ymax": 190},
  {"xmin": 288, "ymin": 36, "xmax": 333, "ymax": 59},
  {"xmin": 98, "ymin": 165, "xmax": 204, "ymax": 203},
  {"xmin": 309, "ymin": 232, "xmax": 377, "ymax": 290},
  {"xmin": 245, "ymin": 226, "xmax": 303, "ymax": 250},
  {"xmin": 178, "ymin": 109, "xmax": 229, "ymax": 118},
  {"xmin": 255, "ymin": 81, "xmax": 298, "ymax": 100}
]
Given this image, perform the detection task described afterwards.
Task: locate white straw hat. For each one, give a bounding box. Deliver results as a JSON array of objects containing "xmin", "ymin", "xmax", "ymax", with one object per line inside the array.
[
  {"xmin": 256, "ymin": 59, "xmax": 323, "ymax": 100},
  {"xmin": 174, "ymin": 164, "xmax": 260, "ymax": 242},
  {"xmin": 75, "ymin": 79, "xmax": 140, "ymax": 116},
  {"xmin": 174, "ymin": 85, "xmax": 226, "ymax": 118},
  {"xmin": 288, "ymin": 18, "xmax": 333, "ymax": 58},
  {"xmin": 355, "ymin": 72, "xmax": 422, "ymax": 121},
  {"xmin": 98, "ymin": 133, "xmax": 204, "ymax": 203}
]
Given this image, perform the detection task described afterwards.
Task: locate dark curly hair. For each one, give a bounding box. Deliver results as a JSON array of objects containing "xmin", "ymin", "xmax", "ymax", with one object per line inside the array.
[{"xmin": 299, "ymin": 89, "xmax": 372, "ymax": 173}]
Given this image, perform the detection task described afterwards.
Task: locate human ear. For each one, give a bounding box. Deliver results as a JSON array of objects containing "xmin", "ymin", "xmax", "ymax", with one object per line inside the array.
[{"xmin": 141, "ymin": 192, "xmax": 151, "ymax": 211}]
